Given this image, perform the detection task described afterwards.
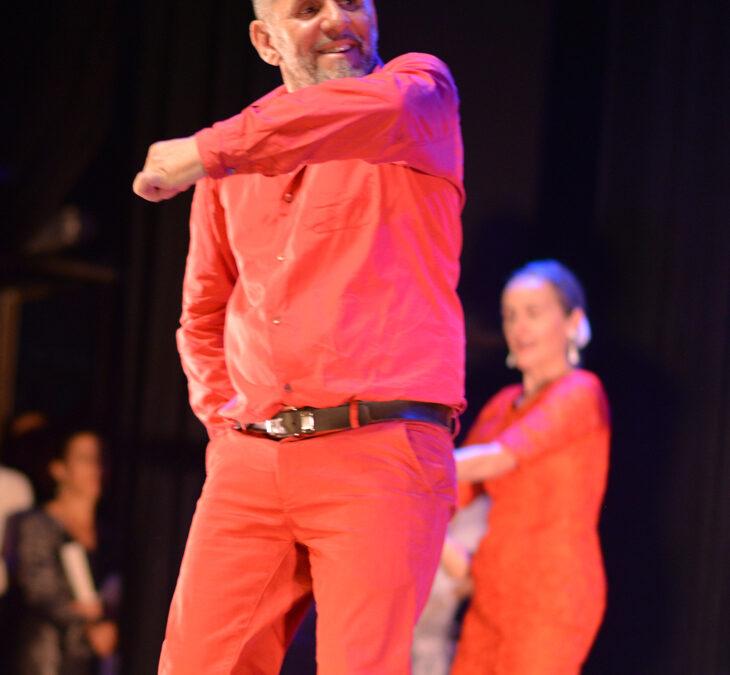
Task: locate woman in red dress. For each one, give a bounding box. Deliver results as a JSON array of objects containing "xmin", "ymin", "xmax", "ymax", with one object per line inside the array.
[{"xmin": 450, "ymin": 260, "xmax": 610, "ymax": 675}]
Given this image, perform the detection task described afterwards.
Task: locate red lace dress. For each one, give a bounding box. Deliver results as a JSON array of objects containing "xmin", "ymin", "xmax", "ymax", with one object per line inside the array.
[{"xmin": 451, "ymin": 369, "xmax": 610, "ymax": 675}]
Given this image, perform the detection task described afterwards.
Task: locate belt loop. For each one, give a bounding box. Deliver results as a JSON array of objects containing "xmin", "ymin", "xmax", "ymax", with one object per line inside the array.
[
  {"xmin": 450, "ymin": 413, "xmax": 460, "ymax": 439},
  {"xmin": 349, "ymin": 400, "xmax": 361, "ymax": 429}
]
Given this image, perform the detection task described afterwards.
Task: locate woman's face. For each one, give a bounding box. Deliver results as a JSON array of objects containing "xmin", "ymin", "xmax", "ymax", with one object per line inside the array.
[
  {"xmin": 501, "ymin": 276, "xmax": 581, "ymax": 379},
  {"xmin": 51, "ymin": 432, "xmax": 103, "ymax": 500}
]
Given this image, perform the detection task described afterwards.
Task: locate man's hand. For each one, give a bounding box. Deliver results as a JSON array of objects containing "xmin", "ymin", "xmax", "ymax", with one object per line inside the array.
[{"xmin": 132, "ymin": 136, "xmax": 206, "ymax": 202}]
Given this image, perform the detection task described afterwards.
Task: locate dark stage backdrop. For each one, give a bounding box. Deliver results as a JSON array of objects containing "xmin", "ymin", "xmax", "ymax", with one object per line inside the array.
[{"xmin": 2, "ymin": 1, "xmax": 728, "ymax": 673}]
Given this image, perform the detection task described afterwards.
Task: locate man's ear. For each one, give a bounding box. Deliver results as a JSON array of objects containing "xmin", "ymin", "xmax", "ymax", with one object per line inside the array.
[{"xmin": 250, "ymin": 20, "xmax": 281, "ymax": 66}]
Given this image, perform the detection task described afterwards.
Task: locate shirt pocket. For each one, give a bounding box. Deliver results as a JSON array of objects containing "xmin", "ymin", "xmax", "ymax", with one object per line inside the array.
[{"xmin": 305, "ymin": 172, "xmax": 376, "ymax": 233}]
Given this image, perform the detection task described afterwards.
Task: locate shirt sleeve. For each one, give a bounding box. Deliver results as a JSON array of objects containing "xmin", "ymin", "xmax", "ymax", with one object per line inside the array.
[
  {"xmin": 456, "ymin": 389, "xmax": 513, "ymax": 508},
  {"xmin": 496, "ymin": 374, "xmax": 610, "ymax": 466},
  {"xmin": 176, "ymin": 178, "xmax": 240, "ymax": 438},
  {"xmin": 194, "ymin": 53, "xmax": 462, "ymax": 186}
]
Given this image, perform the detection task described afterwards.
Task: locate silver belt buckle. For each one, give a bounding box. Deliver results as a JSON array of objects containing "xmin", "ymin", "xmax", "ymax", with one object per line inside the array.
[
  {"xmin": 264, "ymin": 409, "xmax": 317, "ymax": 438},
  {"xmin": 265, "ymin": 417, "xmax": 289, "ymax": 438},
  {"xmin": 299, "ymin": 411, "xmax": 316, "ymax": 434}
]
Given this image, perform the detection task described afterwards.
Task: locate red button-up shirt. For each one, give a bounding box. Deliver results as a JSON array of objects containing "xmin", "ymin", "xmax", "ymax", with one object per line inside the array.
[{"xmin": 179, "ymin": 53, "xmax": 466, "ymax": 437}]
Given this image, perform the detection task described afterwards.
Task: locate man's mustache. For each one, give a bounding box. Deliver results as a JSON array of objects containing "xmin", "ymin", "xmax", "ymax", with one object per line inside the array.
[{"xmin": 313, "ymin": 34, "xmax": 362, "ymax": 51}]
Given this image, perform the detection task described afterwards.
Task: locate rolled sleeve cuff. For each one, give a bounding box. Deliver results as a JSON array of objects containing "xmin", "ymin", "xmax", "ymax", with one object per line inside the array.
[{"xmin": 195, "ymin": 124, "xmax": 239, "ymax": 179}]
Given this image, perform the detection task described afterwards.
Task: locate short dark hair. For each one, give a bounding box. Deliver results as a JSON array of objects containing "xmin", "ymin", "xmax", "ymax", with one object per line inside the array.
[
  {"xmin": 37, "ymin": 427, "xmax": 105, "ymax": 502},
  {"xmin": 506, "ymin": 259, "xmax": 586, "ymax": 315}
]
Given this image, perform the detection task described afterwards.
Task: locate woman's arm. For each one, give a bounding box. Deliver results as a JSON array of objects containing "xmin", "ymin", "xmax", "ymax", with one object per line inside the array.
[
  {"xmin": 460, "ymin": 373, "xmax": 609, "ymax": 476},
  {"xmin": 134, "ymin": 53, "xmax": 463, "ymax": 202},
  {"xmin": 15, "ymin": 514, "xmax": 82, "ymax": 626},
  {"xmin": 454, "ymin": 441, "xmax": 517, "ymax": 482}
]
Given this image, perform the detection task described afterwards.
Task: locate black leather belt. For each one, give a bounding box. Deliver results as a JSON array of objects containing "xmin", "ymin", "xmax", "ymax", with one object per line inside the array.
[{"xmin": 242, "ymin": 400, "xmax": 454, "ymax": 440}]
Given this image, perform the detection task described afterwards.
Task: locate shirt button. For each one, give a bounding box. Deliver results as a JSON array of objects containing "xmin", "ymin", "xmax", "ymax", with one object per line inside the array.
[
  {"xmin": 276, "ymin": 254, "xmax": 285, "ymax": 262},
  {"xmin": 272, "ymin": 316, "xmax": 281, "ymax": 325},
  {"xmin": 283, "ymin": 192, "xmax": 294, "ymax": 203},
  {"xmin": 283, "ymin": 383, "xmax": 292, "ymax": 392}
]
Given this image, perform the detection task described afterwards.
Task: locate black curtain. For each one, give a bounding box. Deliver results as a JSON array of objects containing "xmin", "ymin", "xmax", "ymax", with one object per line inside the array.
[
  {"xmin": 1, "ymin": 1, "xmax": 124, "ymax": 252},
  {"xmin": 589, "ymin": 2, "xmax": 730, "ymax": 672}
]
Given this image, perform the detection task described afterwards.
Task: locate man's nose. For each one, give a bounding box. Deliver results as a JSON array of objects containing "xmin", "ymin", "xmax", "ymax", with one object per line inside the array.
[{"xmin": 320, "ymin": 0, "xmax": 350, "ymax": 35}]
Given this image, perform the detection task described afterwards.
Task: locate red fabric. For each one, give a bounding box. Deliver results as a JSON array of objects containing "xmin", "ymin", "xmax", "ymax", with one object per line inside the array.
[
  {"xmin": 158, "ymin": 422, "xmax": 456, "ymax": 674},
  {"xmin": 452, "ymin": 369, "xmax": 610, "ymax": 674},
  {"xmin": 179, "ymin": 53, "xmax": 465, "ymax": 437}
]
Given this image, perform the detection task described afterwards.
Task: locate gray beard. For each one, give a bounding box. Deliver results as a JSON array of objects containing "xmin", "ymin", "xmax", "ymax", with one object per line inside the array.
[
  {"xmin": 311, "ymin": 54, "xmax": 377, "ymax": 84},
  {"xmin": 299, "ymin": 28, "xmax": 380, "ymax": 88}
]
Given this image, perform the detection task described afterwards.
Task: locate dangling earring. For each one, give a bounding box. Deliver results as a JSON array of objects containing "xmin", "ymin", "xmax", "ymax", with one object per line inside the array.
[
  {"xmin": 506, "ymin": 352, "xmax": 517, "ymax": 369},
  {"xmin": 567, "ymin": 340, "xmax": 580, "ymax": 366}
]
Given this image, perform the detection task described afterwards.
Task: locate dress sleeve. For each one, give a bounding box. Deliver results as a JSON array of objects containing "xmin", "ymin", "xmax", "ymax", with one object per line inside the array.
[
  {"xmin": 496, "ymin": 373, "xmax": 610, "ymax": 465},
  {"xmin": 195, "ymin": 53, "xmax": 462, "ymax": 187},
  {"xmin": 15, "ymin": 514, "xmax": 79, "ymax": 627},
  {"xmin": 456, "ymin": 389, "xmax": 514, "ymax": 508},
  {"xmin": 176, "ymin": 178, "xmax": 240, "ymax": 438}
]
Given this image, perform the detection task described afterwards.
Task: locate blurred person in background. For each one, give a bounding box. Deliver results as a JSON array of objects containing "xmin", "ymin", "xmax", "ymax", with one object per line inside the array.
[
  {"xmin": 450, "ymin": 260, "xmax": 610, "ymax": 674},
  {"xmin": 0, "ymin": 422, "xmax": 35, "ymax": 594},
  {"xmin": 0, "ymin": 462, "xmax": 33, "ymax": 591},
  {"xmin": 411, "ymin": 494, "xmax": 489, "ymax": 675},
  {"xmin": 0, "ymin": 414, "xmax": 37, "ymax": 663},
  {"xmin": 8, "ymin": 427, "xmax": 121, "ymax": 675}
]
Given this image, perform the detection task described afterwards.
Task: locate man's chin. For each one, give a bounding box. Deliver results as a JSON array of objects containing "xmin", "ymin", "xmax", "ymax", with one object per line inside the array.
[
  {"xmin": 315, "ymin": 56, "xmax": 376, "ymax": 83},
  {"xmin": 316, "ymin": 66, "xmax": 363, "ymax": 83}
]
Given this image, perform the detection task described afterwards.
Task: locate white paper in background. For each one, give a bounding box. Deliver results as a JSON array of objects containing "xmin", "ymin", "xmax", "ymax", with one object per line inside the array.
[{"xmin": 59, "ymin": 542, "xmax": 98, "ymax": 602}]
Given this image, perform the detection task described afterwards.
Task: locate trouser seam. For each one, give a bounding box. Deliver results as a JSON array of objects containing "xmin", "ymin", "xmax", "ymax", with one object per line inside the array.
[{"xmin": 222, "ymin": 542, "xmax": 299, "ymax": 674}]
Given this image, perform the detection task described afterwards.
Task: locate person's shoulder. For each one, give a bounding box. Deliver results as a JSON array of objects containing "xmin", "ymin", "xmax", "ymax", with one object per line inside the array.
[
  {"xmin": 0, "ymin": 465, "xmax": 32, "ymax": 492},
  {"xmin": 12, "ymin": 508, "xmax": 48, "ymax": 539},
  {"xmin": 11, "ymin": 509, "xmax": 64, "ymax": 559},
  {"xmin": 551, "ymin": 369, "xmax": 610, "ymax": 419},
  {"xmin": 480, "ymin": 383, "xmax": 521, "ymax": 416},
  {"xmin": 492, "ymin": 382, "xmax": 523, "ymax": 403},
  {"xmin": 464, "ymin": 384, "xmax": 519, "ymax": 442},
  {"xmin": 382, "ymin": 52, "xmax": 455, "ymax": 78},
  {"xmin": 0, "ymin": 468, "xmax": 33, "ymax": 514},
  {"xmin": 16, "ymin": 507, "xmax": 49, "ymax": 525},
  {"xmin": 561, "ymin": 369, "xmax": 606, "ymax": 397}
]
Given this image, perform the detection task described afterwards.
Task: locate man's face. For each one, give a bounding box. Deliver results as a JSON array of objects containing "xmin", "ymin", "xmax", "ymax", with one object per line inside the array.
[{"xmin": 251, "ymin": 0, "xmax": 380, "ymax": 91}]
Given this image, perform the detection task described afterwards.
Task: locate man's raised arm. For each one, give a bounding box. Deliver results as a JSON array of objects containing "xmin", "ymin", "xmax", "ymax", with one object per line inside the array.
[{"xmin": 132, "ymin": 53, "xmax": 461, "ymax": 202}]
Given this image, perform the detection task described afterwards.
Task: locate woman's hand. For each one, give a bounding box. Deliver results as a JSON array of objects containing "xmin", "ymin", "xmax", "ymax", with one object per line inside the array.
[
  {"xmin": 85, "ymin": 620, "xmax": 118, "ymax": 657},
  {"xmin": 70, "ymin": 598, "xmax": 104, "ymax": 622},
  {"xmin": 441, "ymin": 536, "xmax": 471, "ymax": 580},
  {"xmin": 455, "ymin": 442, "xmax": 517, "ymax": 482}
]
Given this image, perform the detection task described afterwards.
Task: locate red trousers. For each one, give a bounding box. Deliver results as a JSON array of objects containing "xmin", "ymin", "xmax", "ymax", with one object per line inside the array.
[{"xmin": 158, "ymin": 420, "xmax": 456, "ymax": 674}]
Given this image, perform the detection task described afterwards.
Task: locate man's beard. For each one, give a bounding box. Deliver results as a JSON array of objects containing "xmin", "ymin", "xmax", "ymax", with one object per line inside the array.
[
  {"xmin": 311, "ymin": 50, "xmax": 378, "ymax": 84},
  {"xmin": 295, "ymin": 28, "xmax": 380, "ymax": 88}
]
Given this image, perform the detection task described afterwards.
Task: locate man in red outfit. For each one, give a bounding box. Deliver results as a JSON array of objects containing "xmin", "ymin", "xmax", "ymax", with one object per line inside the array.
[{"xmin": 133, "ymin": 1, "xmax": 465, "ymax": 672}]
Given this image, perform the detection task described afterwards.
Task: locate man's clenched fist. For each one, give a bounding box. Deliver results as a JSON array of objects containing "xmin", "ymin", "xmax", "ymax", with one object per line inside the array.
[{"xmin": 133, "ymin": 136, "xmax": 206, "ymax": 202}]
